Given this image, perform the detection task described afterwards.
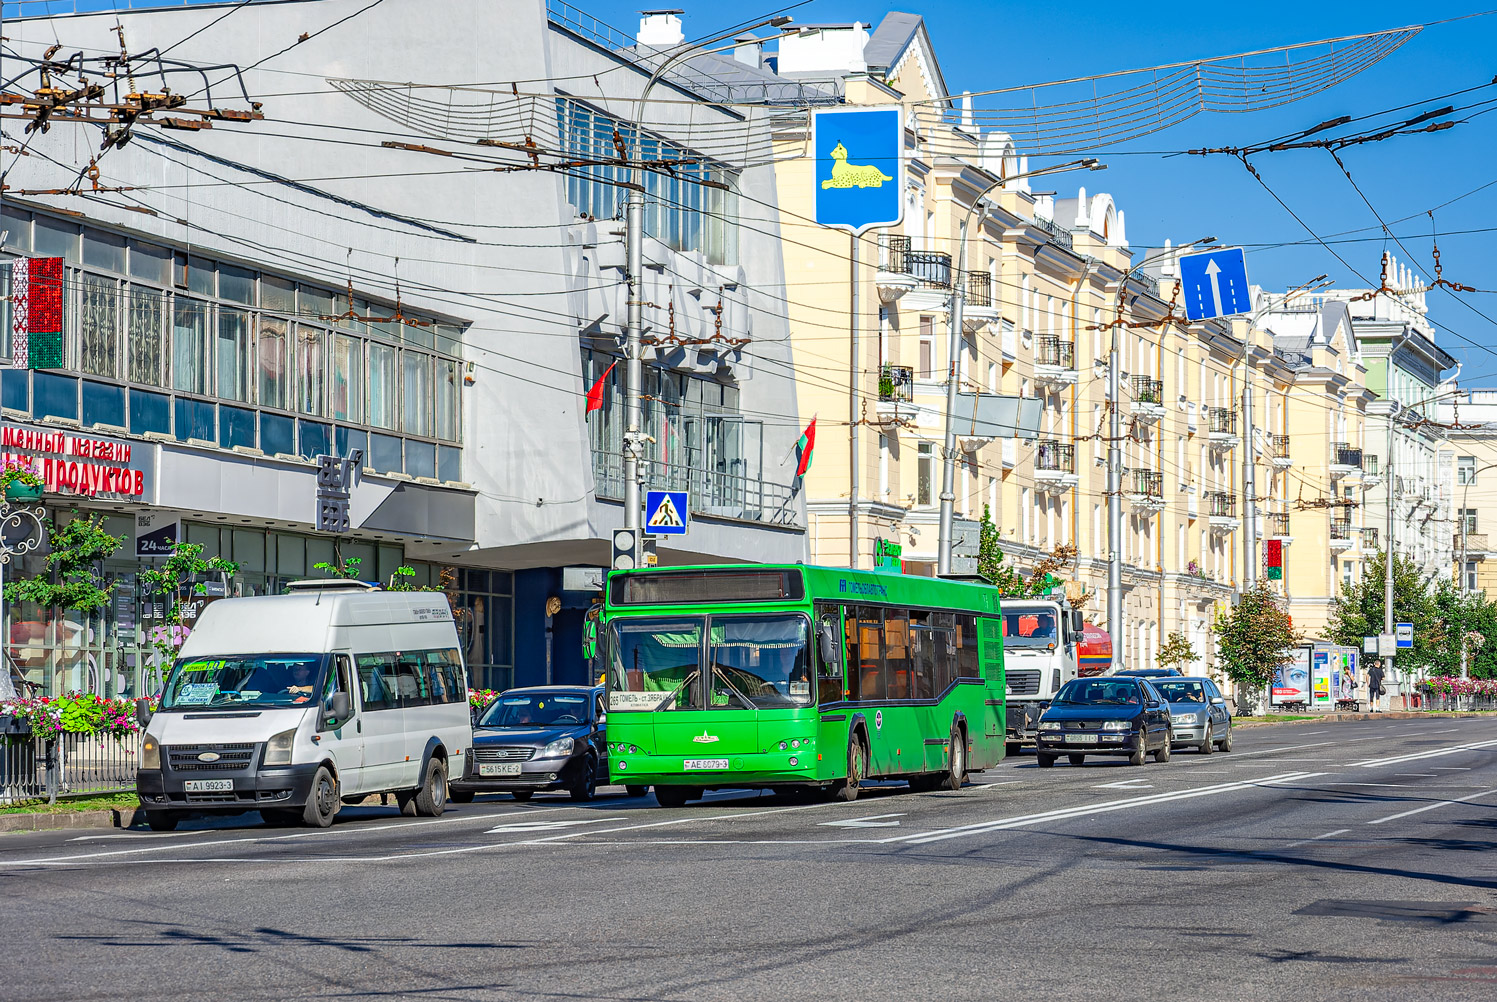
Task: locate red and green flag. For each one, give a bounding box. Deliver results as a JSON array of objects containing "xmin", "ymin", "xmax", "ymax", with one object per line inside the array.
[{"xmin": 794, "ymin": 417, "xmax": 817, "ymax": 479}]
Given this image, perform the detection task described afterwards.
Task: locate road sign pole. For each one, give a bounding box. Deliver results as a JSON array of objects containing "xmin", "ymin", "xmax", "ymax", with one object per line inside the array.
[
  {"xmin": 937, "ymin": 217, "xmax": 968, "ymax": 578},
  {"xmin": 1384, "ymin": 401, "xmax": 1397, "ymax": 708}
]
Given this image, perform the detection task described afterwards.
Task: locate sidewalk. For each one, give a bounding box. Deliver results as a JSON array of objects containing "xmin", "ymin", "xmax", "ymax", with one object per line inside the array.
[{"xmin": 1234, "ymin": 710, "xmax": 1492, "ymax": 726}]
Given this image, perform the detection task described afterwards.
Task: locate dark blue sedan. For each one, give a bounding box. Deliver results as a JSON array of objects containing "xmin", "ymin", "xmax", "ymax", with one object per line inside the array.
[
  {"xmin": 1034, "ymin": 677, "xmax": 1173, "ymax": 767},
  {"xmin": 451, "ymin": 686, "xmax": 612, "ymax": 802}
]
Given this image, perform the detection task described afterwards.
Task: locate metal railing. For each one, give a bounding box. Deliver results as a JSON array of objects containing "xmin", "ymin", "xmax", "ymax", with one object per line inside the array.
[
  {"xmin": 1035, "ymin": 440, "xmax": 1075, "ymax": 474},
  {"xmin": 1206, "ymin": 491, "xmax": 1236, "ymax": 518},
  {"xmin": 1, "ymin": 732, "xmax": 141, "ymax": 807},
  {"xmin": 1269, "ymin": 434, "xmax": 1290, "ymax": 460},
  {"xmin": 1331, "ymin": 517, "xmax": 1353, "ymax": 539},
  {"xmin": 1130, "ymin": 470, "xmax": 1164, "ymax": 497},
  {"xmin": 593, "ymin": 453, "xmax": 799, "ymax": 525},
  {"xmin": 880, "ymin": 235, "xmax": 911, "ymax": 274},
  {"xmin": 1029, "ymin": 215, "xmax": 1074, "ymax": 249},
  {"xmin": 1132, "ymin": 375, "xmax": 1164, "ymax": 404},
  {"xmin": 1208, "ymin": 407, "xmax": 1236, "ymax": 435},
  {"xmin": 1036, "ymin": 336, "xmax": 1075, "ymax": 369},
  {"xmin": 1332, "ymin": 443, "xmax": 1364, "ymax": 469},
  {"xmin": 1267, "ymin": 512, "xmax": 1291, "ymax": 536},
  {"xmin": 906, "ymin": 251, "xmax": 952, "ymax": 290},
  {"xmin": 966, "ymin": 271, "xmax": 992, "ymax": 308},
  {"xmin": 880, "ymin": 364, "xmax": 914, "ymax": 403}
]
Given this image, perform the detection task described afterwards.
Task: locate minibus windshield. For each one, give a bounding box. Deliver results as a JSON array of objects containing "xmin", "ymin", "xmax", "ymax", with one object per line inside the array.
[{"xmin": 160, "ymin": 654, "xmax": 329, "ymax": 710}]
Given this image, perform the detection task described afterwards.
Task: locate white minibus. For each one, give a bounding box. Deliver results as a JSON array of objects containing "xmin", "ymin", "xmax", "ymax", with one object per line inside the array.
[{"xmin": 136, "ymin": 581, "xmax": 472, "ymax": 830}]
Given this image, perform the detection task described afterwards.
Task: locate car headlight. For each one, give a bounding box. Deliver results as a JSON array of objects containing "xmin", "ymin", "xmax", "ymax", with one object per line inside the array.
[
  {"xmin": 1101, "ymin": 721, "xmax": 1131, "ymax": 731},
  {"xmin": 263, "ymin": 728, "xmax": 297, "ymax": 766},
  {"xmin": 541, "ymin": 736, "xmax": 575, "ymax": 758},
  {"xmin": 1038, "ymin": 721, "xmax": 1061, "ymax": 731},
  {"xmin": 141, "ymin": 734, "xmax": 161, "ymax": 770},
  {"xmin": 1172, "ymin": 713, "xmax": 1200, "ymax": 725}
]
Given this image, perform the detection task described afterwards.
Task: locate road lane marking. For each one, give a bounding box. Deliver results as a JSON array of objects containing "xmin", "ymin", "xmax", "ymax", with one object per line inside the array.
[
  {"xmin": 485, "ymin": 818, "xmax": 625, "ymax": 834},
  {"xmin": 818, "ymin": 813, "xmax": 904, "ymax": 828},
  {"xmin": 1348, "ymin": 738, "xmax": 1497, "ymax": 769},
  {"xmin": 1094, "ymin": 779, "xmax": 1153, "ymax": 790},
  {"xmin": 1285, "ymin": 828, "xmax": 1350, "ymax": 848},
  {"xmin": 1431, "ymin": 767, "xmax": 1472, "ymax": 771},
  {"xmin": 1367, "ymin": 788, "xmax": 1497, "ymax": 825}
]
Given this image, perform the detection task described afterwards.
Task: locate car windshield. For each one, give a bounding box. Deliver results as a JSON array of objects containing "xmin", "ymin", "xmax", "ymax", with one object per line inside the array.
[
  {"xmin": 161, "ymin": 654, "xmax": 327, "ymax": 709},
  {"xmin": 1054, "ymin": 679, "xmax": 1141, "ymax": 706},
  {"xmin": 1002, "ymin": 609, "xmax": 1059, "ymax": 650},
  {"xmin": 479, "ymin": 692, "xmax": 590, "ymax": 728},
  {"xmin": 608, "ymin": 614, "xmax": 813, "ymax": 712},
  {"xmin": 1153, "ymin": 680, "xmax": 1206, "ymax": 703}
]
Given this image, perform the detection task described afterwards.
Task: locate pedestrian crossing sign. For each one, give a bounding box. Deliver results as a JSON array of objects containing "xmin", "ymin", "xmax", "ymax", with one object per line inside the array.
[{"xmin": 645, "ymin": 490, "xmax": 689, "ymax": 535}]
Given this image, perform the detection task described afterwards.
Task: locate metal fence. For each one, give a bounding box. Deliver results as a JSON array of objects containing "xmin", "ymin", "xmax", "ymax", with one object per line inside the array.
[{"xmin": 1, "ymin": 731, "xmax": 141, "ymax": 807}]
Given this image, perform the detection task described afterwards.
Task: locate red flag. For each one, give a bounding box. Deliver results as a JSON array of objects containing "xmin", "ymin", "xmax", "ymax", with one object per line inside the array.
[
  {"xmin": 794, "ymin": 417, "xmax": 817, "ymax": 479},
  {"xmin": 585, "ymin": 361, "xmax": 617, "ymax": 414}
]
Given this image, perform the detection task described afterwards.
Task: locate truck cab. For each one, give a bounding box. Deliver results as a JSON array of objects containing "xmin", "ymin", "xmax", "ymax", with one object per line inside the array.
[{"xmin": 1001, "ymin": 598, "xmax": 1083, "ymax": 753}]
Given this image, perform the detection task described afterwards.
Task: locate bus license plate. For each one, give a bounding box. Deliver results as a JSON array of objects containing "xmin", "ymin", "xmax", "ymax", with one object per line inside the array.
[
  {"xmin": 479, "ymin": 763, "xmax": 522, "ymax": 777},
  {"xmin": 684, "ymin": 759, "xmax": 729, "ymax": 771},
  {"xmin": 184, "ymin": 779, "xmax": 234, "ymax": 793},
  {"xmin": 1067, "ymin": 734, "xmax": 1099, "ymax": 744}
]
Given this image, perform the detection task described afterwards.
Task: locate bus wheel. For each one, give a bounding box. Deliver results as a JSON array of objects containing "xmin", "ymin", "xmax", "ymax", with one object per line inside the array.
[
  {"xmin": 625, "ymin": 785, "xmax": 649, "ymax": 798},
  {"xmin": 942, "ymin": 729, "xmax": 965, "ymax": 791},
  {"xmin": 836, "ymin": 736, "xmax": 867, "ymax": 802},
  {"xmin": 655, "ymin": 786, "xmax": 693, "ymax": 808}
]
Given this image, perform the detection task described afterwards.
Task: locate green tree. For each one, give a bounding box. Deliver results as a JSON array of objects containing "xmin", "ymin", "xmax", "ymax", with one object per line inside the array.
[
  {"xmin": 1328, "ymin": 550, "xmax": 1441, "ymax": 674},
  {"xmin": 1428, "ymin": 579, "xmax": 1497, "ymax": 680},
  {"xmin": 976, "ymin": 505, "xmax": 1075, "ymax": 597},
  {"xmin": 313, "ymin": 555, "xmax": 362, "ymax": 579},
  {"xmin": 1214, "ymin": 582, "xmax": 1302, "ymax": 709},
  {"xmin": 8, "ymin": 512, "xmax": 124, "ymax": 613},
  {"xmin": 385, "ymin": 565, "xmax": 438, "ymax": 592},
  {"xmin": 1156, "ymin": 630, "xmax": 1199, "ymax": 672},
  {"xmin": 139, "ymin": 542, "xmax": 240, "ymax": 668}
]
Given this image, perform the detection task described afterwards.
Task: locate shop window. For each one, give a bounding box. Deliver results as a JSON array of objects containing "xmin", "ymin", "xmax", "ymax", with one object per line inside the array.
[
  {"xmin": 216, "ymin": 307, "xmax": 252, "ymax": 402},
  {"xmin": 33, "ymin": 372, "xmax": 78, "ymax": 421},
  {"xmin": 219, "ymin": 405, "xmax": 255, "ymax": 451},
  {"xmin": 232, "ymin": 529, "xmax": 266, "ymax": 573},
  {"xmin": 438, "ymin": 444, "xmax": 461, "ymax": 483},
  {"xmin": 298, "ymin": 421, "xmax": 330, "ymax": 460},
  {"xmin": 341, "ymin": 541, "xmax": 376, "ymax": 576},
  {"xmin": 401, "ymin": 351, "xmax": 432, "ymax": 436},
  {"xmin": 377, "ymin": 545, "xmax": 404, "ymax": 584},
  {"xmin": 336, "ymin": 427, "xmax": 368, "ymax": 464},
  {"xmin": 128, "ymin": 243, "xmax": 170, "ymax": 284},
  {"xmin": 273, "ymin": 533, "xmax": 306, "ymax": 576},
  {"xmin": 256, "ymin": 317, "xmax": 289, "ymax": 409},
  {"xmin": 370, "ymin": 432, "xmax": 402, "ymax": 473},
  {"xmin": 406, "ymin": 441, "xmax": 435, "ymax": 479},
  {"xmin": 77, "ymin": 274, "xmax": 120, "ymax": 377},
  {"xmin": 368, "ymin": 342, "xmax": 398, "ymax": 429},
  {"xmin": 2, "ymin": 370, "xmax": 29, "ymax": 412},
  {"xmin": 171, "ymin": 299, "xmax": 211, "ymax": 395},
  {"xmin": 127, "ymin": 285, "xmax": 165, "ymax": 386},
  {"xmin": 297, "ymin": 325, "xmax": 326, "ymax": 415},
  {"xmin": 129, "ymin": 388, "xmax": 170, "ymax": 436},
  {"xmin": 305, "ymin": 536, "xmax": 335, "ymax": 573},
  {"xmin": 261, "ymin": 412, "xmax": 294, "ymax": 456},
  {"xmin": 82, "ymin": 381, "xmax": 126, "ymax": 429},
  {"xmin": 175, "ymin": 398, "xmax": 215, "ymax": 443},
  {"xmin": 186, "ymin": 523, "xmax": 224, "ymax": 557}
]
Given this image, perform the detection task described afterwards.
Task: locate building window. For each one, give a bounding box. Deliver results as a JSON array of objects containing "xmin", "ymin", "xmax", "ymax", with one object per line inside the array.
[
  {"xmin": 1458, "ymin": 455, "xmax": 1477, "ymax": 485},
  {"xmin": 878, "ymin": 434, "xmax": 889, "ymax": 497},
  {"xmin": 917, "ymin": 443, "xmax": 934, "ymax": 506},
  {"xmin": 1467, "ymin": 560, "xmax": 1480, "ymax": 592},
  {"xmin": 919, "ymin": 316, "xmax": 935, "ymax": 378},
  {"xmin": 1461, "ymin": 508, "xmax": 1478, "ymax": 535}
]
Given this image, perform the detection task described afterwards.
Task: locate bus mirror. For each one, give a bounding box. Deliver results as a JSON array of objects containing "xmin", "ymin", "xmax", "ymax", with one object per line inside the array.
[
  {"xmin": 134, "ymin": 698, "xmax": 153, "ymax": 728},
  {"xmin": 817, "ymin": 622, "xmax": 839, "ymax": 673},
  {"xmin": 1071, "ymin": 610, "xmax": 1085, "ymax": 634},
  {"xmin": 583, "ymin": 620, "xmax": 598, "ymax": 661},
  {"xmin": 326, "ymin": 692, "xmax": 351, "ymax": 724}
]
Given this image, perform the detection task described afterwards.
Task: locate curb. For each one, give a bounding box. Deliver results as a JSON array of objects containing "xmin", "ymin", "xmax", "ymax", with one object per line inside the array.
[
  {"xmin": 0, "ymin": 805, "xmax": 144, "ymax": 833},
  {"xmin": 1233, "ymin": 711, "xmax": 1489, "ymax": 727}
]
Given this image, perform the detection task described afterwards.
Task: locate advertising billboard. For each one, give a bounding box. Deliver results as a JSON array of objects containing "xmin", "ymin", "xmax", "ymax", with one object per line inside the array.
[{"xmin": 1271, "ymin": 647, "xmax": 1311, "ymax": 706}]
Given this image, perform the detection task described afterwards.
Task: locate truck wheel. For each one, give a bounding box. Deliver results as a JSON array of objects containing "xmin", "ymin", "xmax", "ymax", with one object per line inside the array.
[
  {"xmin": 413, "ymin": 758, "xmax": 448, "ymax": 817},
  {"xmin": 302, "ymin": 766, "xmax": 339, "ymax": 827}
]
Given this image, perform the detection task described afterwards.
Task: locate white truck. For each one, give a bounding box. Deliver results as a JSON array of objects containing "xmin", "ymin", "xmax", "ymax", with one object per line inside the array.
[{"xmin": 1001, "ymin": 597, "xmax": 1085, "ymax": 754}]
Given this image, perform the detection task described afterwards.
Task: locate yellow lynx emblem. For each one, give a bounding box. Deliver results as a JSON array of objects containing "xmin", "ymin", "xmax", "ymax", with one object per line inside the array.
[{"xmin": 820, "ymin": 141, "xmax": 894, "ymax": 189}]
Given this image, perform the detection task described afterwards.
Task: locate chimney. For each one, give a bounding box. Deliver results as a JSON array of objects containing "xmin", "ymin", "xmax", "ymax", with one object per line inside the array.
[
  {"xmin": 638, "ymin": 9, "xmax": 685, "ymax": 48},
  {"xmin": 734, "ymin": 33, "xmax": 763, "ymax": 69},
  {"xmin": 959, "ymin": 91, "xmax": 973, "ymax": 131}
]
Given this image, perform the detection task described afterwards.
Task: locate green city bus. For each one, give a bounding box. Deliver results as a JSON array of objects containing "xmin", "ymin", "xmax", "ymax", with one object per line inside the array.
[{"xmin": 599, "ymin": 564, "xmax": 1006, "ymax": 806}]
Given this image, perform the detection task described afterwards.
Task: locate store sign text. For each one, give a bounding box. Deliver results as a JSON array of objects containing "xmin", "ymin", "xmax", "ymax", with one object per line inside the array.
[{"xmin": 1, "ymin": 427, "xmax": 146, "ymax": 498}]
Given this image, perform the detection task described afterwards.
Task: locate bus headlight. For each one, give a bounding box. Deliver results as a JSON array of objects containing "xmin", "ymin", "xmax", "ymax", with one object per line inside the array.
[
  {"xmin": 541, "ymin": 737, "xmax": 575, "ymax": 758},
  {"xmin": 264, "ymin": 728, "xmax": 297, "ymax": 766},
  {"xmin": 141, "ymin": 734, "xmax": 161, "ymax": 770}
]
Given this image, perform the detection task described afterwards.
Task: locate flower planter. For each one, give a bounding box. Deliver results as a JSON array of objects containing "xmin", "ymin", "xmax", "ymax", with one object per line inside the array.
[{"xmin": 3, "ymin": 482, "xmax": 43, "ymax": 503}]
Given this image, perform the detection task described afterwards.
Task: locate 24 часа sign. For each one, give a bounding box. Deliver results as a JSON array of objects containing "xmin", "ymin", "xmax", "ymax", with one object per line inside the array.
[{"xmin": 812, "ymin": 107, "xmax": 904, "ymax": 235}]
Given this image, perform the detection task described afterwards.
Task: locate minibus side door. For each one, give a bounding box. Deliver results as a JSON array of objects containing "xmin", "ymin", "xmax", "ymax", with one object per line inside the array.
[{"xmin": 319, "ymin": 654, "xmax": 366, "ymax": 794}]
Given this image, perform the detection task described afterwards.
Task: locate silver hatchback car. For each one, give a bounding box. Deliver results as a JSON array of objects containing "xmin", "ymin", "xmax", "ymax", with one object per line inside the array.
[{"xmin": 1153, "ymin": 677, "xmax": 1234, "ymax": 753}]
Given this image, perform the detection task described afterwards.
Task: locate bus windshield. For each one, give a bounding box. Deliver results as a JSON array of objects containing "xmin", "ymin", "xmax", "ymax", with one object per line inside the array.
[
  {"xmin": 160, "ymin": 654, "xmax": 328, "ymax": 709},
  {"xmin": 1002, "ymin": 609, "xmax": 1058, "ymax": 650},
  {"xmin": 608, "ymin": 615, "xmax": 812, "ymax": 712}
]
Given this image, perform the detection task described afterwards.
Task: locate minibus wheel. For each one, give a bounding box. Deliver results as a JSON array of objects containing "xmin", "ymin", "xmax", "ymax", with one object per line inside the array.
[
  {"xmin": 413, "ymin": 759, "xmax": 448, "ymax": 817},
  {"xmin": 144, "ymin": 810, "xmax": 179, "ymax": 832},
  {"xmin": 302, "ymin": 766, "xmax": 339, "ymax": 827}
]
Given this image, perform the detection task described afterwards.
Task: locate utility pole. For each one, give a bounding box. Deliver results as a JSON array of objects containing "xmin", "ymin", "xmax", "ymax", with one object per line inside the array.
[
  {"xmin": 1383, "ymin": 399, "xmax": 1396, "ymax": 709},
  {"xmin": 937, "ymin": 220, "xmax": 968, "ymax": 578},
  {"xmin": 1242, "ymin": 346, "xmax": 1257, "ymax": 588},
  {"xmin": 1107, "ymin": 307, "xmax": 1123, "ymax": 665},
  {"xmin": 849, "ymin": 234, "xmax": 861, "ymax": 570}
]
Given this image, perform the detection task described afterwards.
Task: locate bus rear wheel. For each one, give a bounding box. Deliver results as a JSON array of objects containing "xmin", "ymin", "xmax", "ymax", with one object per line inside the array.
[
  {"xmin": 836, "ymin": 736, "xmax": 867, "ymax": 802},
  {"xmin": 655, "ymin": 786, "xmax": 697, "ymax": 808},
  {"xmin": 942, "ymin": 728, "xmax": 965, "ymax": 791}
]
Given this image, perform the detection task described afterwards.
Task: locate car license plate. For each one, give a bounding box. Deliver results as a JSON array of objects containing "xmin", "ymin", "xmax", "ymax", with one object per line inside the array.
[
  {"xmin": 184, "ymin": 779, "xmax": 233, "ymax": 793},
  {"xmin": 684, "ymin": 758, "xmax": 729, "ymax": 771},
  {"xmin": 478, "ymin": 763, "xmax": 522, "ymax": 777},
  {"xmin": 1067, "ymin": 734, "xmax": 1099, "ymax": 744}
]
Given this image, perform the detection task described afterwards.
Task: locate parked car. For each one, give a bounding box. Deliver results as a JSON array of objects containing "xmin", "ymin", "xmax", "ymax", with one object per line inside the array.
[
  {"xmin": 1034, "ymin": 677, "xmax": 1173, "ymax": 767},
  {"xmin": 1111, "ymin": 666, "xmax": 1183, "ymax": 679},
  {"xmin": 451, "ymin": 685, "xmax": 611, "ymax": 802},
  {"xmin": 1153, "ymin": 676, "xmax": 1234, "ymax": 753}
]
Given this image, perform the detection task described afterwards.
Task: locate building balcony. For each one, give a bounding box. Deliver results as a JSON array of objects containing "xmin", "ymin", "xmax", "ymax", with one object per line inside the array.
[
  {"xmin": 963, "ymin": 272, "xmax": 999, "ymax": 329},
  {"xmin": 1130, "ymin": 376, "xmax": 1166, "ymax": 423},
  {"xmin": 1206, "ymin": 491, "xmax": 1239, "ymax": 533},
  {"xmin": 1330, "ymin": 516, "xmax": 1354, "ymax": 552},
  {"xmin": 1033, "ymin": 336, "xmax": 1077, "ymax": 386},
  {"xmin": 1033, "ymin": 439, "xmax": 1078, "ymax": 493},
  {"xmin": 1207, "ymin": 407, "xmax": 1238, "ymax": 450},
  {"xmin": 1268, "ymin": 434, "xmax": 1292, "ymax": 469},
  {"xmin": 1265, "ymin": 512, "xmax": 1291, "ymax": 538},
  {"xmin": 1127, "ymin": 470, "xmax": 1165, "ymax": 514},
  {"xmin": 1364, "ymin": 526, "xmax": 1381, "ymax": 550},
  {"xmin": 902, "ymin": 250, "xmax": 955, "ymax": 311},
  {"xmin": 875, "ymin": 235, "xmax": 918, "ymax": 304},
  {"xmin": 1330, "ymin": 442, "xmax": 1364, "ymax": 478},
  {"xmin": 876, "ymin": 364, "xmax": 917, "ymax": 425},
  {"xmin": 1362, "ymin": 454, "xmax": 1382, "ymax": 485}
]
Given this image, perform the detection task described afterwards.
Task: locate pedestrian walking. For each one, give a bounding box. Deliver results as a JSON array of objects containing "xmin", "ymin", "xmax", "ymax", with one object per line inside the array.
[{"xmin": 1368, "ymin": 662, "xmax": 1385, "ymax": 712}]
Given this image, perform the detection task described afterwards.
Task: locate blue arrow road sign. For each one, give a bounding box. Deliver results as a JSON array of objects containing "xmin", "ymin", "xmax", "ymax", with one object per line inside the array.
[
  {"xmin": 1178, "ymin": 247, "xmax": 1252, "ymax": 322},
  {"xmin": 645, "ymin": 490, "xmax": 689, "ymax": 536},
  {"xmin": 812, "ymin": 107, "xmax": 904, "ymax": 235}
]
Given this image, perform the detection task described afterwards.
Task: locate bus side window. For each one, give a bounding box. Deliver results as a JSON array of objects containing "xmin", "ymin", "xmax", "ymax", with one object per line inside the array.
[
  {"xmin": 813, "ymin": 603, "xmax": 844, "ymax": 705},
  {"xmin": 855, "ymin": 607, "xmax": 886, "ymax": 700},
  {"xmin": 954, "ymin": 614, "xmax": 979, "ymax": 683}
]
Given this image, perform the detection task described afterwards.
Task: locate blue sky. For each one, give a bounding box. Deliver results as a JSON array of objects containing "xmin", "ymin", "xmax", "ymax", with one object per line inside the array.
[{"xmin": 582, "ymin": 1, "xmax": 1497, "ymax": 381}]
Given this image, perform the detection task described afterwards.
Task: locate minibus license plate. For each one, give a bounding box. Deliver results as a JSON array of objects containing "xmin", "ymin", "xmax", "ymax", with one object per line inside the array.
[
  {"xmin": 1067, "ymin": 734, "xmax": 1099, "ymax": 744},
  {"xmin": 184, "ymin": 779, "xmax": 234, "ymax": 792},
  {"xmin": 479, "ymin": 763, "xmax": 522, "ymax": 777},
  {"xmin": 684, "ymin": 759, "xmax": 729, "ymax": 770}
]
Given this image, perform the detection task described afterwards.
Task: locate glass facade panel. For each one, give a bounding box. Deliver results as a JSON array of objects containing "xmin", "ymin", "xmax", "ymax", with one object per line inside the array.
[
  {"xmin": 127, "ymin": 285, "xmax": 165, "ymax": 385},
  {"xmin": 185, "ymin": 256, "xmax": 214, "ymax": 297},
  {"xmin": 256, "ymin": 316, "xmax": 289, "ymax": 409},
  {"xmin": 219, "ymin": 405, "xmax": 256, "ymax": 450},
  {"xmin": 298, "ymin": 420, "xmax": 330, "ymax": 460},
  {"xmin": 299, "ymin": 285, "xmax": 334, "ymax": 321},
  {"xmin": 128, "ymin": 243, "xmax": 170, "ymax": 283},
  {"xmin": 438, "ymin": 444, "xmax": 461, "ymax": 483},
  {"xmin": 34, "ymin": 372, "xmax": 78, "ymax": 421},
  {"xmin": 261, "ymin": 412, "xmax": 295, "ymax": 456},
  {"xmin": 406, "ymin": 440, "xmax": 435, "ymax": 479},
  {"xmin": 297, "ymin": 324, "xmax": 326, "ymax": 415},
  {"xmin": 2, "ymin": 206, "xmax": 32, "ymax": 253},
  {"xmin": 336, "ymin": 427, "xmax": 368, "ymax": 463},
  {"xmin": 77, "ymin": 274, "xmax": 120, "ymax": 377},
  {"xmin": 2, "ymin": 370, "xmax": 30, "ymax": 412},
  {"xmin": 261, "ymin": 275, "xmax": 295, "ymax": 313},
  {"xmin": 129, "ymin": 388, "xmax": 170, "ymax": 435},
  {"xmin": 33, "ymin": 216, "xmax": 79, "ymax": 259},
  {"xmin": 436, "ymin": 358, "xmax": 459, "ymax": 442},
  {"xmin": 370, "ymin": 432, "xmax": 403, "ymax": 473},
  {"xmin": 172, "ymin": 298, "xmax": 211, "ymax": 395},
  {"xmin": 83, "ymin": 229, "xmax": 126, "ymax": 273},
  {"xmin": 175, "ymin": 397, "xmax": 216, "ymax": 442},
  {"xmin": 82, "ymin": 380, "xmax": 126, "ymax": 429},
  {"xmin": 216, "ymin": 307, "xmax": 252, "ymax": 402},
  {"xmin": 401, "ymin": 350, "xmax": 431, "ymax": 436},
  {"xmin": 368, "ymin": 341, "xmax": 397, "ymax": 430},
  {"xmin": 218, "ymin": 264, "xmax": 255, "ymax": 305},
  {"xmin": 331, "ymin": 333, "xmax": 363, "ymax": 423}
]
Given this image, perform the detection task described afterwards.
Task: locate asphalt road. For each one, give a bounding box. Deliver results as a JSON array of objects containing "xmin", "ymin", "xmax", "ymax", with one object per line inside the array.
[{"xmin": 3, "ymin": 716, "xmax": 1496, "ymax": 1002}]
